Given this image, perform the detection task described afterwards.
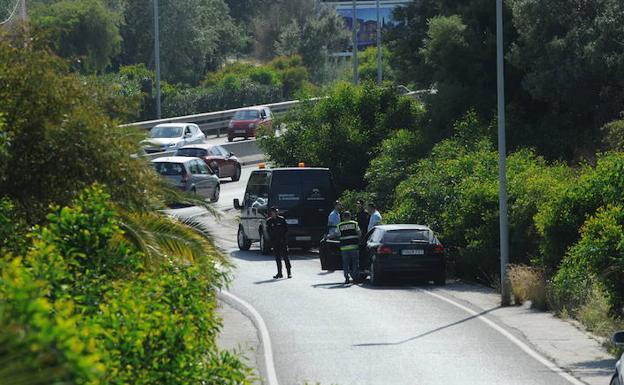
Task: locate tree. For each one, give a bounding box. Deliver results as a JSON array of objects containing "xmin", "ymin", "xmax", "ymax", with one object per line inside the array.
[
  {"xmin": 30, "ymin": 0, "xmax": 122, "ymax": 73},
  {"xmin": 358, "ymin": 46, "xmax": 395, "ymax": 83},
  {"xmin": 119, "ymin": 0, "xmax": 241, "ymax": 85}
]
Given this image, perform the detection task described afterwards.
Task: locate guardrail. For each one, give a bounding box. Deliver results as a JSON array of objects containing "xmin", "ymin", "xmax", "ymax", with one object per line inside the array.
[{"xmin": 122, "ymin": 90, "xmax": 432, "ymax": 138}]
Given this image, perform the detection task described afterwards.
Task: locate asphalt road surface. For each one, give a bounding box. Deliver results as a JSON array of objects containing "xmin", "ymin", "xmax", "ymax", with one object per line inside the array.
[{"xmin": 171, "ymin": 165, "xmax": 578, "ymax": 385}]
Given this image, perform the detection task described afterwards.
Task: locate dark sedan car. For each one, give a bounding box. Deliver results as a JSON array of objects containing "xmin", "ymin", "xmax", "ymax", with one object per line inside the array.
[
  {"xmin": 320, "ymin": 224, "xmax": 446, "ymax": 286},
  {"xmin": 175, "ymin": 144, "xmax": 242, "ymax": 181}
]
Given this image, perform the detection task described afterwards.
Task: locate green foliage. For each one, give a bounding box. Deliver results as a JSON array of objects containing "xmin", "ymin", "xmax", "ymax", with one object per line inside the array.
[
  {"xmin": 551, "ymin": 205, "xmax": 624, "ymax": 314},
  {"xmin": 602, "ymin": 118, "xmax": 624, "ymax": 152},
  {"xmin": 536, "ymin": 152, "xmax": 624, "ymax": 269},
  {"xmin": 0, "ymin": 40, "xmax": 162, "ymax": 222},
  {"xmin": 357, "ymin": 46, "xmax": 395, "ymax": 83},
  {"xmin": 31, "ymin": 0, "xmax": 122, "ymax": 73},
  {"xmin": 387, "ymin": 112, "xmax": 572, "ymax": 281},
  {"xmin": 259, "ymin": 82, "xmax": 426, "ymax": 192}
]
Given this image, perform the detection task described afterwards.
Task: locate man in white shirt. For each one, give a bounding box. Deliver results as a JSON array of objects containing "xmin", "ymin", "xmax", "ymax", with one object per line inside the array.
[
  {"xmin": 367, "ymin": 202, "xmax": 382, "ymax": 232},
  {"xmin": 327, "ymin": 200, "xmax": 342, "ymax": 238}
]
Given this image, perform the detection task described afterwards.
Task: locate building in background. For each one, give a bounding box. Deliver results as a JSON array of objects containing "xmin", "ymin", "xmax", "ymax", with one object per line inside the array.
[{"xmin": 323, "ymin": 0, "xmax": 410, "ymax": 50}]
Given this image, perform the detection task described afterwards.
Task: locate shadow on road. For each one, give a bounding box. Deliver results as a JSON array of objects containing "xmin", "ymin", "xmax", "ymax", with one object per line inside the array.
[
  {"xmin": 253, "ymin": 279, "xmax": 283, "ymax": 285},
  {"xmin": 311, "ymin": 281, "xmax": 353, "ymax": 289},
  {"xmin": 352, "ymin": 306, "xmax": 500, "ymax": 347},
  {"xmin": 230, "ymin": 250, "xmax": 319, "ymax": 262},
  {"xmin": 568, "ymin": 358, "xmax": 616, "ymax": 377}
]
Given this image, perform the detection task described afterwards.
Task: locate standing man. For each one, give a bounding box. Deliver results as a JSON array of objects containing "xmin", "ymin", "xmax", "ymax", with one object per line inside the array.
[
  {"xmin": 337, "ymin": 211, "xmax": 361, "ymax": 284},
  {"xmin": 267, "ymin": 207, "xmax": 291, "ymax": 279},
  {"xmin": 356, "ymin": 199, "xmax": 370, "ymax": 240},
  {"xmin": 327, "ymin": 200, "xmax": 343, "ymax": 238},
  {"xmin": 367, "ymin": 202, "xmax": 382, "ymax": 232}
]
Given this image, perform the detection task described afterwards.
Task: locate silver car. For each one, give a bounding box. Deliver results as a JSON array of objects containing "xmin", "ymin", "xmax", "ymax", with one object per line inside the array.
[
  {"xmin": 142, "ymin": 123, "xmax": 205, "ymax": 153},
  {"xmin": 151, "ymin": 156, "xmax": 220, "ymax": 202}
]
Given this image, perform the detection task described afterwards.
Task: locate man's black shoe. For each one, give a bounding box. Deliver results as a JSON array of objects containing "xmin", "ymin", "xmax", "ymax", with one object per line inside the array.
[
  {"xmin": 344, "ymin": 278, "xmax": 350, "ymax": 284},
  {"xmin": 273, "ymin": 273, "xmax": 283, "ymax": 279},
  {"xmin": 287, "ymin": 273, "xmax": 292, "ymax": 278}
]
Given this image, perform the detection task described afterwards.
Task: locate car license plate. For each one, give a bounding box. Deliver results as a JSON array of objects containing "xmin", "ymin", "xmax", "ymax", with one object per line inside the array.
[
  {"xmin": 286, "ymin": 219, "xmax": 299, "ymax": 225},
  {"xmin": 402, "ymin": 249, "xmax": 424, "ymax": 256},
  {"xmin": 235, "ymin": 129, "xmax": 246, "ymax": 133},
  {"xmin": 296, "ymin": 236, "xmax": 311, "ymax": 241}
]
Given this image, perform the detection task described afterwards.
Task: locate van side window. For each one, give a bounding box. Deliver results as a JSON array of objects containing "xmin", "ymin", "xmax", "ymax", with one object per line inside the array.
[{"xmin": 244, "ymin": 172, "xmax": 270, "ymax": 208}]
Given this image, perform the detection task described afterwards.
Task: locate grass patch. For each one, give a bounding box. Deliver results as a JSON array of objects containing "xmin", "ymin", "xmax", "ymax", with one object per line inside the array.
[{"xmin": 508, "ymin": 265, "xmax": 548, "ymax": 310}]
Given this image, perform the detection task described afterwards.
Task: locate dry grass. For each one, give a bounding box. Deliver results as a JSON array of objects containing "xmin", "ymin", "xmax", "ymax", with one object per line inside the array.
[{"xmin": 508, "ymin": 265, "xmax": 549, "ymax": 310}]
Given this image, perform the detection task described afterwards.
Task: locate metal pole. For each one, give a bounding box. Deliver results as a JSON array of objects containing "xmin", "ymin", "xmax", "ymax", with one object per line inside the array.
[
  {"xmin": 19, "ymin": 0, "xmax": 26, "ymax": 21},
  {"xmin": 153, "ymin": 0, "xmax": 162, "ymax": 119},
  {"xmin": 496, "ymin": 0, "xmax": 510, "ymax": 306},
  {"xmin": 376, "ymin": 0, "xmax": 382, "ymax": 84},
  {"xmin": 352, "ymin": 0, "xmax": 358, "ymax": 85}
]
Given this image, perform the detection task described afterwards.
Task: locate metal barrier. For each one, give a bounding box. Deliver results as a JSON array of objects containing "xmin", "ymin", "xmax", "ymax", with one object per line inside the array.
[{"xmin": 121, "ymin": 90, "xmax": 430, "ymax": 137}]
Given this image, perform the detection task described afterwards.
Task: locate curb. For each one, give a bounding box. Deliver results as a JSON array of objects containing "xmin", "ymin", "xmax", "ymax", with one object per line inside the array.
[{"xmin": 218, "ymin": 290, "xmax": 279, "ymax": 385}]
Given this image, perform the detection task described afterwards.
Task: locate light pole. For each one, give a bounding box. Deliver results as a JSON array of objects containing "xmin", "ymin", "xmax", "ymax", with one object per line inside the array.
[
  {"xmin": 496, "ymin": 0, "xmax": 510, "ymax": 306},
  {"xmin": 376, "ymin": 0, "xmax": 382, "ymax": 84},
  {"xmin": 352, "ymin": 0, "xmax": 358, "ymax": 85},
  {"xmin": 153, "ymin": 0, "xmax": 162, "ymax": 119}
]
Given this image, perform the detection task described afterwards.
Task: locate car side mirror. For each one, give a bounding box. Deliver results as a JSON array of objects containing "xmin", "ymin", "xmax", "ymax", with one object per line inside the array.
[
  {"xmin": 613, "ymin": 331, "xmax": 624, "ymax": 346},
  {"xmin": 233, "ymin": 198, "xmax": 242, "ymax": 210},
  {"xmin": 228, "ymin": 152, "xmax": 234, "ymax": 157}
]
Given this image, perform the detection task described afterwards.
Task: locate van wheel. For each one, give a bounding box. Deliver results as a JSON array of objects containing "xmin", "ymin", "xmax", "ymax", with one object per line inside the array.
[
  {"xmin": 237, "ymin": 226, "xmax": 251, "ymax": 251},
  {"xmin": 260, "ymin": 230, "xmax": 271, "ymax": 255}
]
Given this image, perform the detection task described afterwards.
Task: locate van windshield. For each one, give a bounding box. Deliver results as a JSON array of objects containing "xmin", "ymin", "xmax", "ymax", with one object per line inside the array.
[{"xmin": 270, "ymin": 170, "xmax": 333, "ymax": 209}]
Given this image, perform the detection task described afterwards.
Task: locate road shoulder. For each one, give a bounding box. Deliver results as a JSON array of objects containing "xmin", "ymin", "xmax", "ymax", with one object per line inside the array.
[{"xmin": 430, "ymin": 282, "xmax": 616, "ymax": 385}]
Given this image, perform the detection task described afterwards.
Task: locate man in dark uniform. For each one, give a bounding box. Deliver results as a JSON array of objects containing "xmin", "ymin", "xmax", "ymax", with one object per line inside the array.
[
  {"xmin": 356, "ymin": 199, "xmax": 370, "ymax": 241},
  {"xmin": 337, "ymin": 211, "xmax": 361, "ymax": 284},
  {"xmin": 267, "ymin": 207, "xmax": 291, "ymax": 279}
]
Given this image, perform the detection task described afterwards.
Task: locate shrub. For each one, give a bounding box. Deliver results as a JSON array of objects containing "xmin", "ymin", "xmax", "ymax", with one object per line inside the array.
[
  {"xmin": 508, "ymin": 265, "xmax": 548, "ymax": 310},
  {"xmin": 601, "ymin": 118, "xmax": 624, "ymax": 152},
  {"xmin": 551, "ymin": 205, "xmax": 624, "ymax": 315}
]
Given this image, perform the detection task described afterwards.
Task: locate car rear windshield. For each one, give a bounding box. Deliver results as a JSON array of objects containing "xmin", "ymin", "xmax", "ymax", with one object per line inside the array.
[
  {"xmin": 383, "ymin": 229, "xmax": 432, "ymax": 243},
  {"xmin": 150, "ymin": 126, "xmax": 182, "ymax": 138},
  {"xmin": 152, "ymin": 162, "xmax": 186, "ymax": 176},
  {"xmin": 176, "ymin": 148, "xmax": 208, "ymax": 157},
  {"xmin": 269, "ymin": 170, "xmax": 334, "ymax": 209},
  {"xmin": 233, "ymin": 109, "xmax": 259, "ymax": 120}
]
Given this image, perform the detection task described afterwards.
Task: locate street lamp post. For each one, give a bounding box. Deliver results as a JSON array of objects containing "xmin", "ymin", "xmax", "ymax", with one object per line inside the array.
[
  {"xmin": 352, "ymin": 0, "xmax": 358, "ymax": 85},
  {"xmin": 153, "ymin": 0, "xmax": 162, "ymax": 119},
  {"xmin": 376, "ymin": 0, "xmax": 382, "ymax": 84},
  {"xmin": 496, "ymin": 0, "xmax": 511, "ymax": 306}
]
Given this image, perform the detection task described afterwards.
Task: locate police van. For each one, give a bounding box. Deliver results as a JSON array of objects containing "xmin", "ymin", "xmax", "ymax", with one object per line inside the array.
[{"xmin": 233, "ymin": 164, "xmax": 336, "ymax": 254}]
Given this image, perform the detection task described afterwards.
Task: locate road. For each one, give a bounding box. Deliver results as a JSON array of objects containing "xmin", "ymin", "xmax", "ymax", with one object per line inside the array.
[{"xmin": 172, "ymin": 165, "xmax": 581, "ymax": 385}]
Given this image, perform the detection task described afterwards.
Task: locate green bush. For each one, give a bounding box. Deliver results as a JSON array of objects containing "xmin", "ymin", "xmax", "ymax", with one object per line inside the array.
[
  {"xmin": 259, "ymin": 81, "xmax": 426, "ymax": 192},
  {"xmin": 535, "ymin": 152, "xmax": 624, "ymax": 269},
  {"xmin": 602, "ymin": 118, "xmax": 624, "ymax": 152},
  {"xmin": 551, "ymin": 205, "xmax": 624, "ymax": 314}
]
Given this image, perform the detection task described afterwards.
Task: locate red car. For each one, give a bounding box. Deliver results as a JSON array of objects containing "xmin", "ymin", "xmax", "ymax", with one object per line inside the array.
[
  {"xmin": 175, "ymin": 144, "xmax": 242, "ymax": 181},
  {"xmin": 227, "ymin": 106, "xmax": 273, "ymax": 142}
]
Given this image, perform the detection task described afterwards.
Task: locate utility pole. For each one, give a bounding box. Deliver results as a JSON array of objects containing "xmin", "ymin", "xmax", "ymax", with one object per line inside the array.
[
  {"xmin": 153, "ymin": 0, "xmax": 162, "ymax": 119},
  {"xmin": 352, "ymin": 0, "xmax": 358, "ymax": 85},
  {"xmin": 19, "ymin": 0, "xmax": 26, "ymax": 21},
  {"xmin": 376, "ymin": 0, "xmax": 382, "ymax": 84},
  {"xmin": 496, "ymin": 0, "xmax": 510, "ymax": 306}
]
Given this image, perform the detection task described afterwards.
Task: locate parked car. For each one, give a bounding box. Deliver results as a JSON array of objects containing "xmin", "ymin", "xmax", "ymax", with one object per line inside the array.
[
  {"xmin": 234, "ymin": 165, "xmax": 336, "ymax": 254},
  {"xmin": 175, "ymin": 144, "xmax": 242, "ymax": 181},
  {"xmin": 151, "ymin": 156, "xmax": 220, "ymax": 202},
  {"xmin": 610, "ymin": 332, "xmax": 624, "ymax": 384},
  {"xmin": 227, "ymin": 107, "xmax": 273, "ymax": 142},
  {"xmin": 141, "ymin": 123, "xmax": 205, "ymax": 153},
  {"xmin": 320, "ymin": 224, "xmax": 446, "ymax": 285}
]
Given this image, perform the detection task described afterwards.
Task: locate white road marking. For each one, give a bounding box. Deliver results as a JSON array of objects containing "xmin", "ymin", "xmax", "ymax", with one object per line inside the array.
[
  {"xmin": 220, "ymin": 290, "xmax": 280, "ymax": 385},
  {"xmin": 424, "ymin": 290, "xmax": 586, "ymax": 385}
]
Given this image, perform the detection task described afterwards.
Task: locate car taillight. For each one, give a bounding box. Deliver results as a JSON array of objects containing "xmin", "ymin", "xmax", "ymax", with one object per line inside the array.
[
  {"xmin": 434, "ymin": 244, "xmax": 444, "ymax": 254},
  {"xmin": 377, "ymin": 246, "xmax": 393, "ymax": 255}
]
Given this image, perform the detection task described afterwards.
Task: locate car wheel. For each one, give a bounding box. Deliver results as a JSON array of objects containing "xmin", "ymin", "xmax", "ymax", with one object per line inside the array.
[
  {"xmin": 232, "ymin": 165, "xmax": 241, "ymax": 182},
  {"xmin": 370, "ymin": 261, "xmax": 382, "ymax": 286},
  {"xmin": 433, "ymin": 269, "xmax": 446, "ymax": 286},
  {"xmin": 237, "ymin": 225, "xmax": 252, "ymax": 251},
  {"xmin": 210, "ymin": 185, "xmax": 220, "ymax": 202},
  {"xmin": 227, "ymin": 136, "xmax": 233, "ymax": 142},
  {"xmin": 259, "ymin": 229, "xmax": 271, "ymax": 255}
]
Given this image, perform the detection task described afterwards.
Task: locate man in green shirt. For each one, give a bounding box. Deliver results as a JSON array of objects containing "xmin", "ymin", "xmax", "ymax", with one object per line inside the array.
[{"xmin": 337, "ymin": 211, "xmax": 361, "ymax": 284}]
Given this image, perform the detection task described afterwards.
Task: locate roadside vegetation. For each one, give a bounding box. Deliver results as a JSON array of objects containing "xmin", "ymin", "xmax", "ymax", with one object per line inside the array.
[
  {"xmin": 261, "ymin": 0, "xmax": 624, "ymax": 345},
  {"xmin": 0, "ymin": 38, "xmax": 254, "ymax": 384}
]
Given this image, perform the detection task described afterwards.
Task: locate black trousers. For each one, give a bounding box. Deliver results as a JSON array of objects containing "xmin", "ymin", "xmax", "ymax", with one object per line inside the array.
[{"xmin": 273, "ymin": 241, "xmax": 291, "ymax": 273}]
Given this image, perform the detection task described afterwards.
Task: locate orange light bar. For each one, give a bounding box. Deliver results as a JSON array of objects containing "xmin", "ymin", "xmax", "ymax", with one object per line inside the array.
[
  {"xmin": 298, "ymin": 162, "xmax": 305, "ymax": 168},
  {"xmin": 258, "ymin": 163, "xmax": 266, "ymax": 169}
]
